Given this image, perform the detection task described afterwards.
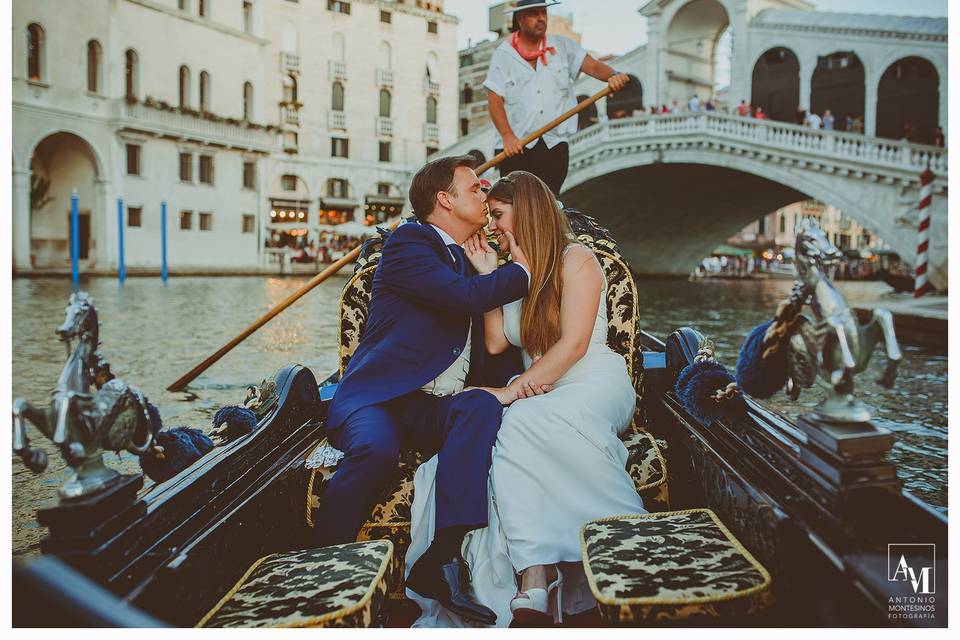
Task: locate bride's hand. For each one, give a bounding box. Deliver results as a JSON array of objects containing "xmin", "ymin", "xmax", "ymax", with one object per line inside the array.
[
  {"xmin": 463, "ymin": 232, "xmax": 498, "ymax": 275},
  {"xmin": 513, "ymin": 379, "xmax": 553, "ymax": 400},
  {"xmin": 462, "ymin": 385, "xmax": 517, "ymax": 405}
]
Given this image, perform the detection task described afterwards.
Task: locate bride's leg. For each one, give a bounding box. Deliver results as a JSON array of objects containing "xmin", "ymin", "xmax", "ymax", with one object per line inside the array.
[{"xmin": 519, "ymin": 564, "xmax": 558, "ymax": 593}]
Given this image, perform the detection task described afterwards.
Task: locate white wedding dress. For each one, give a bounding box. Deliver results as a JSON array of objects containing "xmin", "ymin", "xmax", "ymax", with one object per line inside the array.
[{"xmin": 405, "ymin": 264, "xmax": 646, "ymax": 627}]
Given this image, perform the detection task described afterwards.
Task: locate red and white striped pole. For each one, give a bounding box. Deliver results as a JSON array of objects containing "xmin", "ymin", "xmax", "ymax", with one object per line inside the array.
[{"xmin": 914, "ymin": 167, "xmax": 934, "ymax": 298}]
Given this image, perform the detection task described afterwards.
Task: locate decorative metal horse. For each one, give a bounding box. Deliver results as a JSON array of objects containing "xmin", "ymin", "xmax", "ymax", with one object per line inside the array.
[
  {"xmin": 12, "ymin": 292, "xmax": 155, "ymax": 499},
  {"xmin": 783, "ymin": 219, "xmax": 902, "ymax": 423}
]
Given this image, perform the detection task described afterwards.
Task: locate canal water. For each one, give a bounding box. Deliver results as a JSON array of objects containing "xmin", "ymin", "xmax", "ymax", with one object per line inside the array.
[{"xmin": 11, "ymin": 275, "xmax": 947, "ymax": 558}]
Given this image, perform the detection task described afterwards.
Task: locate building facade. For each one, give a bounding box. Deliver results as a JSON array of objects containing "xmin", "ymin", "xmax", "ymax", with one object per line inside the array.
[
  {"xmin": 262, "ymin": 0, "xmax": 458, "ymax": 250},
  {"xmin": 12, "ymin": 0, "xmax": 459, "ymax": 273},
  {"xmin": 728, "ymin": 200, "xmax": 887, "ymax": 254}
]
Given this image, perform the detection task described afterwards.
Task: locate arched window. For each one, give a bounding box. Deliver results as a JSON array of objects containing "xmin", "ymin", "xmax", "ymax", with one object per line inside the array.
[
  {"xmin": 283, "ymin": 74, "xmax": 298, "ymax": 103},
  {"xmin": 243, "ymin": 81, "xmax": 254, "ymax": 120},
  {"xmin": 426, "ymin": 96, "xmax": 437, "ymax": 124},
  {"xmin": 86, "ymin": 40, "xmax": 102, "ymax": 93},
  {"xmin": 332, "ymin": 81, "xmax": 345, "ymax": 111},
  {"xmin": 27, "ymin": 23, "xmax": 44, "ymax": 81},
  {"xmin": 199, "ymin": 70, "xmax": 210, "ymax": 112},
  {"xmin": 124, "ymin": 49, "xmax": 139, "ymax": 99},
  {"xmin": 179, "ymin": 65, "xmax": 192, "ymax": 108},
  {"xmin": 379, "ymin": 89, "xmax": 391, "ymax": 118}
]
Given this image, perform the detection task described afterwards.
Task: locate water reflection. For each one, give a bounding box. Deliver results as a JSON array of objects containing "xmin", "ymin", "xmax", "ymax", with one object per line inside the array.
[{"xmin": 11, "ymin": 276, "xmax": 946, "ymax": 557}]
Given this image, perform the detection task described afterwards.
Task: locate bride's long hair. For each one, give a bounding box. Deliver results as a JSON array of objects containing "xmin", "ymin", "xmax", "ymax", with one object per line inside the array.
[{"xmin": 487, "ymin": 171, "xmax": 573, "ymax": 358}]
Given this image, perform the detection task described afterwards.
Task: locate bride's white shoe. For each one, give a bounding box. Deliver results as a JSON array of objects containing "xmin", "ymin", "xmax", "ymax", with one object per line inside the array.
[{"xmin": 510, "ymin": 568, "xmax": 564, "ymax": 625}]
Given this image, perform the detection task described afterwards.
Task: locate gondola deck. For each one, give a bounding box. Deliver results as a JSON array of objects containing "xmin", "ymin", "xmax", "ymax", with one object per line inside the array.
[{"xmin": 13, "ymin": 212, "xmax": 947, "ymax": 628}]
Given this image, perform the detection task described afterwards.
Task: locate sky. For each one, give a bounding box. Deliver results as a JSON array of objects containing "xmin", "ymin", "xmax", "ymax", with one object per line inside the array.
[{"xmin": 444, "ymin": 0, "xmax": 949, "ymax": 56}]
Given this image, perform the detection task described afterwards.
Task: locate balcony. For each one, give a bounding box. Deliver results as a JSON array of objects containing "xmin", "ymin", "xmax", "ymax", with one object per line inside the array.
[
  {"xmin": 280, "ymin": 52, "xmax": 301, "ymax": 74},
  {"xmin": 424, "ymin": 77, "xmax": 440, "ymax": 95},
  {"xmin": 375, "ymin": 117, "xmax": 393, "ymax": 138},
  {"xmin": 328, "ymin": 110, "xmax": 347, "ymax": 131},
  {"xmin": 281, "ymin": 104, "xmax": 301, "ymax": 126},
  {"xmin": 329, "ymin": 60, "xmax": 348, "ymax": 80},
  {"xmin": 115, "ymin": 99, "xmax": 277, "ymax": 153},
  {"xmin": 376, "ymin": 68, "xmax": 394, "ymax": 88},
  {"xmin": 423, "ymin": 122, "xmax": 439, "ymax": 144}
]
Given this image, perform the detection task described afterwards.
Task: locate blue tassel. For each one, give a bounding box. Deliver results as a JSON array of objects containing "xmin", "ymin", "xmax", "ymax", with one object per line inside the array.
[
  {"xmin": 212, "ymin": 405, "xmax": 258, "ymax": 441},
  {"xmin": 736, "ymin": 320, "xmax": 788, "ymax": 399},
  {"xmin": 675, "ymin": 360, "xmax": 742, "ymax": 424},
  {"xmin": 140, "ymin": 426, "xmax": 214, "ymax": 483}
]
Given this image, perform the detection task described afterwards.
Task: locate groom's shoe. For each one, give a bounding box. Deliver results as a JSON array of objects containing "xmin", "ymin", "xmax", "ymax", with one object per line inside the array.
[{"xmin": 407, "ymin": 553, "xmax": 497, "ymax": 626}]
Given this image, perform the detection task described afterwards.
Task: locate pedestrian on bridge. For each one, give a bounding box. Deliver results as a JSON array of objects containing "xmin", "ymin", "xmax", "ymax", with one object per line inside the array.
[{"xmin": 485, "ymin": 0, "xmax": 629, "ymax": 196}]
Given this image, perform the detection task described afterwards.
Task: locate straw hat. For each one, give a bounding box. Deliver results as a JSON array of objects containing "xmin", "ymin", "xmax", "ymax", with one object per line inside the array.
[{"xmin": 504, "ymin": 0, "xmax": 562, "ymax": 14}]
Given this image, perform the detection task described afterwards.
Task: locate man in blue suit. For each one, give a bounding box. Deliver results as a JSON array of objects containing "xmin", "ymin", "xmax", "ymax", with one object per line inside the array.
[{"xmin": 319, "ymin": 155, "xmax": 531, "ymax": 624}]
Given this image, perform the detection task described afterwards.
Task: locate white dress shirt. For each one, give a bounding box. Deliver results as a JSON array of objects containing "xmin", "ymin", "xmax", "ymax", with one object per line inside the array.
[{"xmin": 483, "ymin": 34, "xmax": 587, "ymax": 150}]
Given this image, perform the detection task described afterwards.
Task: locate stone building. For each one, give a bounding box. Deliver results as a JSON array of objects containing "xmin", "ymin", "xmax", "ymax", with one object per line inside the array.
[
  {"xmin": 728, "ymin": 201, "xmax": 887, "ymax": 254},
  {"xmin": 12, "ymin": 0, "xmax": 458, "ymax": 273}
]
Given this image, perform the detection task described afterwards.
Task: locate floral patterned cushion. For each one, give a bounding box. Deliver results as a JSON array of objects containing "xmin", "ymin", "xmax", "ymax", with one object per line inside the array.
[
  {"xmin": 197, "ymin": 540, "xmax": 393, "ymax": 628},
  {"xmin": 581, "ymin": 510, "xmax": 772, "ymax": 624}
]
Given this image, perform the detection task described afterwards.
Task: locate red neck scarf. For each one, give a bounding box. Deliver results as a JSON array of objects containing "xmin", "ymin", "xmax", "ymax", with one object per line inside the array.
[{"xmin": 510, "ymin": 31, "xmax": 556, "ymax": 66}]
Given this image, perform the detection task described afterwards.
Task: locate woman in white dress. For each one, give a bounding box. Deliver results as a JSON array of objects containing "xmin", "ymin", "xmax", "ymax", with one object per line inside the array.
[{"xmin": 405, "ymin": 171, "xmax": 645, "ymax": 627}]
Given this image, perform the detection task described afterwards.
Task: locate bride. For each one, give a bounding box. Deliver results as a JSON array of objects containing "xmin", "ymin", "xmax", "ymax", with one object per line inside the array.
[{"xmin": 404, "ymin": 171, "xmax": 646, "ymax": 627}]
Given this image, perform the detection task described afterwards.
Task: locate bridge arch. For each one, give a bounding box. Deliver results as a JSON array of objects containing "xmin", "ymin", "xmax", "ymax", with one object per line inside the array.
[
  {"xmin": 810, "ymin": 51, "xmax": 865, "ymax": 131},
  {"xmin": 876, "ymin": 56, "xmax": 940, "ymax": 145},
  {"xmin": 662, "ymin": 0, "xmax": 732, "ymax": 108},
  {"xmin": 560, "ymin": 120, "xmax": 943, "ymax": 283},
  {"xmin": 606, "ymin": 74, "xmax": 644, "ymax": 119},
  {"xmin": 751, "ymin": 46, "xmax": 800, "ymax": 122}
]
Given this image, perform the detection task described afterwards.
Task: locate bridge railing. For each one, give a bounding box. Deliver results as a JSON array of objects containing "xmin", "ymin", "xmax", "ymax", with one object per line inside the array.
[{"xmin": 571, "ymin": 112, "xmax": 947, "ymax": 177}]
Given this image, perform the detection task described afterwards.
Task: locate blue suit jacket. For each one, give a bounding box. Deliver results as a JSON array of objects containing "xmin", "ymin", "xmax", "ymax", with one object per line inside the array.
[{"xmin": 327, "ymin": 222, "xmax": 529, "ymax": 429}]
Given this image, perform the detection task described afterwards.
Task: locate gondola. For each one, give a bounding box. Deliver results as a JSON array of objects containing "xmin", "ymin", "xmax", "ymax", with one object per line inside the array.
[{"xmin": 12, "ymin": 210, "xmax": 947, "ymax": 629}]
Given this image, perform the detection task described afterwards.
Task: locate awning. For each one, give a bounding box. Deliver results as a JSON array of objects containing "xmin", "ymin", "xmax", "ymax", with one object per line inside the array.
[
  {"xmin": 269, "ymin": 198, "xmax": 311, "ymax": 210},
  {"xmin": 320, "ymin": 197, "xmax": 359, "ymax": 209},
  {"xmin": 331, "ymin": 221, "xmax": 378, "ymax": 237},
  {"xmin": 267, "ymin": 222, "xmax": 310, "ymax": 232},
  {"xmin": 711, "ymin": 244, "xmax": 753, "ymax": 257},
  {"xmin": 365, "ymin": 195, "xmax": 406, "ymax": 206}
]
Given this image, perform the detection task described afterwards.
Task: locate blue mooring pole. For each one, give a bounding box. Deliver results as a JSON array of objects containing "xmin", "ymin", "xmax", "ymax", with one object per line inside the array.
[
  {"xmin": 70, "ymin": 190, "xmax": 80, "ymax": 288},
  {"xmin": 117, "ymin": 197, "xmax": 126, "ymax": 283},
  {"xmin": 161, "ymin": 200, "xmax": 169, "ymax": 282}
]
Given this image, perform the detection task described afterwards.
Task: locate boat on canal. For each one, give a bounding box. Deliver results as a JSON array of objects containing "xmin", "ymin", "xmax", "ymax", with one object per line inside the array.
[{"xmin": 12, "ymin": 210, "xmax": 947, "ymax": 628}]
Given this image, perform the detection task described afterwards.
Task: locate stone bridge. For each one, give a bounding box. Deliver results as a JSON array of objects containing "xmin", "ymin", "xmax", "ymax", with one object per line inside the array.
[{"xmin": 447, "ymin": 112, "xmax": 948, "ymax": 290}]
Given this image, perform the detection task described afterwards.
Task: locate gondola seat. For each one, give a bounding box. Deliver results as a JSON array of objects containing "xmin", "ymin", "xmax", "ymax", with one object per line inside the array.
[
  {"xmin": 581, "ymin": 510, "xmax": 772, "ymax": 625},
  {"xmin": 197, "ymin": 540, "xmax": 393, "ymax": 628},
  {"xmin": 309, "ymin": 214, "xmax": 670, "ymax": 598}
]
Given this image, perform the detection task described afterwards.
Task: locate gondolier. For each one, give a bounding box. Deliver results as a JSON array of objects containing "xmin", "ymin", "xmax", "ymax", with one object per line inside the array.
[{"xmin": 484, "ymin": 0, "xmax": 629, "ymax": 194}]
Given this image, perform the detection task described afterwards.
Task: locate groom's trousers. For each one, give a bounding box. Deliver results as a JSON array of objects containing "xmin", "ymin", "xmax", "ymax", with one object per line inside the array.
[{"xmin": 314, "ymin": 388, "xmax": 503, "ymax": 547}]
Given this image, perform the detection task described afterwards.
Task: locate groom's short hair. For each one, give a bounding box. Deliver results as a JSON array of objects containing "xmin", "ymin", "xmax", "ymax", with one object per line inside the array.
[{"xmin": 409, "ymin": 155, "xmax": 477, "ymax": 222}]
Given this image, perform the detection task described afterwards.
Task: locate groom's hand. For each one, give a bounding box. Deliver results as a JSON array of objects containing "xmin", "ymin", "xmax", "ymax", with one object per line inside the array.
[{"xmin": 463, "ymin": 231, "xmax": 498, "ymax": 275}]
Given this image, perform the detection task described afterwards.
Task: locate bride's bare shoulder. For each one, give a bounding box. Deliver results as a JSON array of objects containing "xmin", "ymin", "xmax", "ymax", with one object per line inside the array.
[
  {"xmin": 562, "ymin": 243, "xmax": 599, "ymax": 268},
  {"xmin": 561, "ymin": 244, "xmax": 603, "ymax": 282}
]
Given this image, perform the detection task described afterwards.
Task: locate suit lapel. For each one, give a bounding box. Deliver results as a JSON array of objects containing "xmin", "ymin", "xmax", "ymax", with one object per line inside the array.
[{"xmin": 420, "ymin": 222, "xmax": 458, "ymax": 270}]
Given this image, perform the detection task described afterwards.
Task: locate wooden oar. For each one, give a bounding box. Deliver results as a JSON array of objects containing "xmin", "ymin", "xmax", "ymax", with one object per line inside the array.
[{"xmin": 167, "ymin": 82, "xmax": 622, "ymax": 392}]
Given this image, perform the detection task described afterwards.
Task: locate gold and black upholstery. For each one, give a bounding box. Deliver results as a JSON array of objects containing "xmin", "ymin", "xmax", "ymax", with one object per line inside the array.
[
  {"xmin": 311, "ymin": 214, "xmax": 670, "ymax": 598},
  {"xmin": 197, "ymin": 540, "xmax": 393, "ymax": 628},
  {"xmin": 581, "ymin": 509, "xmax": 772, "ymax": 625}
]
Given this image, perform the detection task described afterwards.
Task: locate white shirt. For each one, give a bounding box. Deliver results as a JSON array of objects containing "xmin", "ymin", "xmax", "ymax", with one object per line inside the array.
[
  {"xmin": 483, "ymin": 34, "xmax": 587, "ymax": 150},
  {"xmin": 806, "ymin": 113, "xmax": 822, "ymax": 129}
]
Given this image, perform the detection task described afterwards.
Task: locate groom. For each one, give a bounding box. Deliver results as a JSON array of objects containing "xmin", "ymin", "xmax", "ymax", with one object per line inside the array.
[{"xmin": 319, "ymin": 155, "xmax": 531, "ymax": 624}]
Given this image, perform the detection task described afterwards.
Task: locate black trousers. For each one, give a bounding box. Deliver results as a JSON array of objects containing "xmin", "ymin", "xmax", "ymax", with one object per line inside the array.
[{"xmin": 494, "ymin": 139, "xmax": 569, "ymax": 196}]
